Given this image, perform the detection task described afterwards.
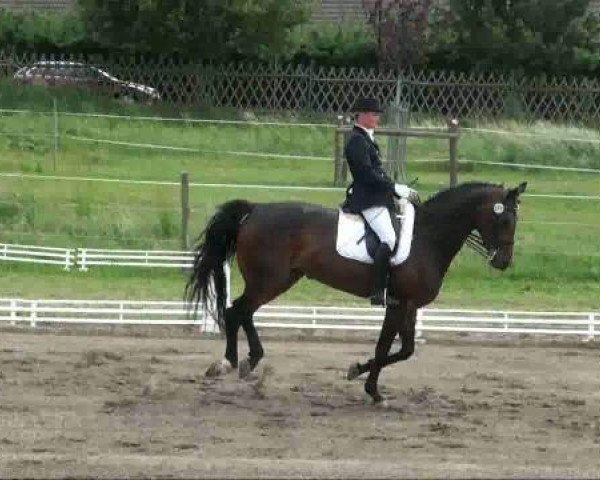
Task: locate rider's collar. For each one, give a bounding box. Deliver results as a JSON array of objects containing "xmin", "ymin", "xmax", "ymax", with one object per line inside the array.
[{"xmin": 355, "ymin": 123, "xmax": 375, "ymax": 141}]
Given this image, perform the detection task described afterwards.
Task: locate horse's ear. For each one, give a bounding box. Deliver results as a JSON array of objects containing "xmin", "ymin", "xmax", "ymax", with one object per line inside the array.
[
  {"xmin": 506, "ymin": 182, "xmax": 527, "ymax": 200},
  {"xmin": 505, "ymin": 182, "xmax": 527, "ymax": 203}
]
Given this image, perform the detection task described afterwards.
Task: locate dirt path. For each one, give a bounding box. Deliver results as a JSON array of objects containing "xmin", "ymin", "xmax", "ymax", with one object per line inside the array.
[{"xmin": 1, "ymin": 331, "xmax": 599, "ymax": 478}]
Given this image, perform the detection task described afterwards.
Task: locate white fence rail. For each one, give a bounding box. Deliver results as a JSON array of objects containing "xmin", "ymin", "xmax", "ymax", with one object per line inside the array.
[
  {"xmin": 0, "ymin": 299, "xmax": 597, "ymax": 340},
  {"xmin": 0, "ymin": 243, "xmax": 192, "ymax": 270},
  {"xmin": 256, "ymin": 305, "xmax": 599, "ymax": 339},
  {"xmin": 0, "ymin": 298, "xmax": 213, "ymax": 330},
  {"xmin": 77, "ymin": 248, "xmax": 193, "ymax": 270},
  {"xmin": 0, "ymin": 243, "xmax": 74, "ymax": 270}
]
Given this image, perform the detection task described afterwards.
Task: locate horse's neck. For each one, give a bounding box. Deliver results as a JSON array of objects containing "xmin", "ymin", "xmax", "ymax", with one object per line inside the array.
[{"xmin": 417, "ymin": 205, "xmax": 475, "ymax": 276}]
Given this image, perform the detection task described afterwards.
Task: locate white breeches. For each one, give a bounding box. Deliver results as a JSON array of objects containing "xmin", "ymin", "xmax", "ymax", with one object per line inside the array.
[{"xmin": 362, "ymin": 206, "xmax": 396, "ymax": 250}]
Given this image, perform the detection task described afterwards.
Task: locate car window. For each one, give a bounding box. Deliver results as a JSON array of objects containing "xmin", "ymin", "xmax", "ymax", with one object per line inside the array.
[
  {"xmin": 83, "ymin": 66, "xmax": 101, "ymax": 79},
  {"xmin": 46, "ymin": 67, "xmax": 65, "ymax": 77},
  {"xmin": 31, "ymin": 66, "xmax": 59, "ymax": 77},
  {"xmin": 68, "ymin": 65, "xmax": 90, "ymax": 78},
  {"xmin": 32, "ymin": 64, "xmax": 70, "ymax": 77},
  {"xmin": 32, "ymin": 67, "xmax": 51, "ymax": 77},
  {"xmin": 61, "ymin": 66, "xmax": 79, "ymax": 77}
]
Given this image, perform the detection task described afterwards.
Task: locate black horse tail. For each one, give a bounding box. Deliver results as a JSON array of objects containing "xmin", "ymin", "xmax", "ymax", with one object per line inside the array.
[{"xmin": 185, "ymin": 199, "xmax": 254, "ymax": 331}]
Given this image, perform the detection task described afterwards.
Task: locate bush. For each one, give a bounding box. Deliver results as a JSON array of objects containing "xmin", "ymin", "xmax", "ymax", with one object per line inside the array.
[
  {"xmin": 288, "ymin": 21, "xmax": 377, "ymax": 66},
  {"xmin": 77, "ymin": 0, "xmax": 312, "ymax": 61},
  {"xmin": 427, "ymin": 0, "xmax": 600, "ymax": 75},
  {"xmin": 0, "ymin": 8, "xmax": 86, "ymax": 52}
]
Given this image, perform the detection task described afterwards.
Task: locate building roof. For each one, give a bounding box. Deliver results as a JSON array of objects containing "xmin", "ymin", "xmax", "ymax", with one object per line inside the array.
[
  {"xmin": 0, "ymin": 0, "xmax": 73, "ymax": 10},
  {"xmin": 311, "ymin": 0, "xmax": 367, "ymax": 23}
]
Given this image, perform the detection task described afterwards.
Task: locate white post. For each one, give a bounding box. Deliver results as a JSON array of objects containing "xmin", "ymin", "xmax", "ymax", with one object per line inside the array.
[
  {"xmin": 504, "ymin": 312, "xmax": 509, "ymax": 331},
  {"xmin": 119, "ymin": 302, "xmax": 124, "ymax": 323},
  {"xmin": 200, "ymin": 306, "xmax": 206, "ymax": 334},
  {"xmin": 586, "ymin": 313, "xmax": 595, "ymax": 342},
  {"xmin": 53, "ymin": 97, "xmax": 59, "ymax": 171},
  {"xmin": 2, "ymin": 244, "xmax": 7, "ymax": 259},
  {"xmin": 30, "ymin": 301, "xmax": 37, "ymax": 328},
  {"xmin": 312, "ymin": 307, "xmax": 317, "ymax": 326},
  {"xmin": 79, "ymin": 249, "xmax": 88, "ymax": 271},
  {"xmin": 415, "ymin": 309, "xmax": 424, "ymax": 339},
  {"xmin": 64, "ymin": 249, "xmax": 72, "ymax": 271},
  {"xmin": 10, "ymin": 299, "xmax": 16, "ymax": 326},
  {"xmin": 224, "ymin": 261, "xmax": 232, "ymax": 307}
]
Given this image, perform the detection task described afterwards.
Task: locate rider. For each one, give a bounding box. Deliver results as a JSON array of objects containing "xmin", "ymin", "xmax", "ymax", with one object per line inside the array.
[{"xmin": 343, "ymin": 96, "xmax": 418, "ymax": 306}]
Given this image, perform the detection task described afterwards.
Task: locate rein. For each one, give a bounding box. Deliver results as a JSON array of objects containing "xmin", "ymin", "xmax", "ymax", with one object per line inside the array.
[
  {"xmin": 466, "ymin": 231, "xmax": 514, "ymax": 262},
  {"xmin": 466, "ymin": 231, "xmax": 490, "ymax": 259}
]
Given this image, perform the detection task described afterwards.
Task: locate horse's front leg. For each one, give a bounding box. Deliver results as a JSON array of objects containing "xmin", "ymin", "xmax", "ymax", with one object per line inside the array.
[
  {"xmin": 348, "ymin": 303, "xmax": 416, "ymax": 383},
  {"xmin": 362, "ymin": 303, "xmax": 405, "ymax": 404}
]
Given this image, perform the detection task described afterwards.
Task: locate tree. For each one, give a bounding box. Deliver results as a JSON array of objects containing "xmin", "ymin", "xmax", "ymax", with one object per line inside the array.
[
  {"xmin": 363, "ymin": 0, "xmax": 432, "ymax": 68},
  {"xmin": 0, "ymin": 8, "xmax": 86, "ymax": 51},
  {"xmin": 76, "ymin": 0, "xmax": 313, "ymax": 60},
  {"xmin": 428, "ymin": 0, "xmax": 600, "ymax": 74}
]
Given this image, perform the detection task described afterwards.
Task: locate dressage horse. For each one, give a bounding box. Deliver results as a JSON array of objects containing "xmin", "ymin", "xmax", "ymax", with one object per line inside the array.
[{"xmin": 186, "ymin": 181, "xmax": 527, "ymax": 404}]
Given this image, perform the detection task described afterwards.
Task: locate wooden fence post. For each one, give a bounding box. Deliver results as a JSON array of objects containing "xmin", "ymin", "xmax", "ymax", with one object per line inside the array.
[
  {"xmin": 333, "ymin": 116, "xmax": 344, "ymax": 186},
  {"xmin": 53, "ymin": 97, "xmax": 59, "ymax": 171},
  {"xmin": 180, "ymin": 171, "xmax": 190, "ymax": 251},
  {"xmin": 448, "ymin": 119, "xmax": 460, "ymax": 186},
  {"xmin": 341, "ymin": 124, "xmax": 350, "ymax": 184},
  {"xmin": 386, "ymin": 102, "xmax": 409, "ymax": 182}
]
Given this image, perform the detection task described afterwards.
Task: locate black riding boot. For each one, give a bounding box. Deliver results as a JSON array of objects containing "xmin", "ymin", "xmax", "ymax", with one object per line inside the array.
[{"xmin": 370, "ymin": 243, "xmax": 393, "ymax": 306}]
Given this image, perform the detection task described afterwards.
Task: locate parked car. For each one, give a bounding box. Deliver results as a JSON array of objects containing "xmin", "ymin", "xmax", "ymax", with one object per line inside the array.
[{"xmin": 13, "ymin": 61, "xmax": 161, "ymax": 103}]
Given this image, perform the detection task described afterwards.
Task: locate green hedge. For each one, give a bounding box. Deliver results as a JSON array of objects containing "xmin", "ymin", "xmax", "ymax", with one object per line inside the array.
[
  {"xmin": 3, "ymin": 1, "xmax": 600, "ymax": 74},
  {"xmin": 0, "ymin": 8, "xmax": 90, "ymax": 53}
]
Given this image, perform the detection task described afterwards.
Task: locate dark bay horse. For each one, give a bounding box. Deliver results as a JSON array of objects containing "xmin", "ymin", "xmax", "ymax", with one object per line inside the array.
[{"xmin": 186, "ymin": 181, "xmax": 527, "ymax": 404}]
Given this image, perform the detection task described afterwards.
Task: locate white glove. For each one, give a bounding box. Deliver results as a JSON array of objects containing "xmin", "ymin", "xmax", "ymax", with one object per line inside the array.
[{"xmin": 394, "ymin": 183, "xmax": 416, "ymax": 199}]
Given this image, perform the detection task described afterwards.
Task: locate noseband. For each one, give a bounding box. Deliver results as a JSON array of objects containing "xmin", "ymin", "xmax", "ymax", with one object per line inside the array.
[{"xmin": 467, "ymin": 201, "xmax": 518, "ymax": 262}]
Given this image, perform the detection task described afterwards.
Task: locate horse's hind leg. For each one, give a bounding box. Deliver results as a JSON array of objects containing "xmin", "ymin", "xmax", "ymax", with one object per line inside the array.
[
  {"xmin": 205, "ymin": 297, "xmax": 246, "ymax": 377},
  {"xmin": 237, "ymin": 270, "xmax": 303, "ymax": 379},
  {"xmin": 238, "ymin": 314, "xmax": 263, "ymax": 379}
]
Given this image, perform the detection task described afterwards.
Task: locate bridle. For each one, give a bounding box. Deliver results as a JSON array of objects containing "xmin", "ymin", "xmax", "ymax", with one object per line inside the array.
[{"xmin": 466, "ymin": 201, "xmax": 519, "ymax": 262}]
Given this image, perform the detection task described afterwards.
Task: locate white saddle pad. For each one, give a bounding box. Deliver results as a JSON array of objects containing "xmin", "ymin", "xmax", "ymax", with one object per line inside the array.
[{"xmin": 336, "ymin": 201, "xmax": 415, "ymax": 265}]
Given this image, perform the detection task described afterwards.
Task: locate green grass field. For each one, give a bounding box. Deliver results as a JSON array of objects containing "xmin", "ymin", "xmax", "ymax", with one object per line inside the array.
[{"xmin": 0, "ymin": 81, "xmax": 598, "ymax": 311}]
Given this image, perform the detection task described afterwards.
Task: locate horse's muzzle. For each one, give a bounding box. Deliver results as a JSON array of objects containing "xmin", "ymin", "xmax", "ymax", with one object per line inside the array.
[{"xmin": 488, "ymin": 245, "xmax": 513, "ymax": 270}]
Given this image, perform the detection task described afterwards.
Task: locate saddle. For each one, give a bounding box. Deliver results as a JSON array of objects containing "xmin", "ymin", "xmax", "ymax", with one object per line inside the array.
[{"xmin": 336, "ymin": 199, "xmax": 415, "ymax": 266}]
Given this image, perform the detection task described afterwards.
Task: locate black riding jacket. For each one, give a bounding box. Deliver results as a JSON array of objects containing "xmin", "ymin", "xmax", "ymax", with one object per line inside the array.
[{"xmin": 342, "ymin": 126, "xmax": 395, "ymax": 213}]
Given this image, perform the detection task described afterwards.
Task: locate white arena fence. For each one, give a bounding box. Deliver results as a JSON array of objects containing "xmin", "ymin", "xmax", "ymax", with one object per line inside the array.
[
  {"xmin": 77, "ymin": 248, "xmax": 194, "ymax": 270},
  {"xmin": 0, "ymin": 243, "xmax": 74, "ymax": 270},
  {"xmin": 0, "ymin": 299, "xmax": 597, "ymax": 340},
  {"xmin": 0, "ymin": 243, "xmax": 194, "ymax": 271}
]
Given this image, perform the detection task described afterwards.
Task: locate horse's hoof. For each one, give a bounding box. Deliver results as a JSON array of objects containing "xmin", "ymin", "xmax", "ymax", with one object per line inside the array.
[
  {"xmin": 376, "ymin": 399, "xmax": 390, "ymax": 409},
  {"xmin": 205, "ymin": 359, "xmax": 233, "ymax": 378},
  {"xmin": 238, "ymin": 358, "xmax": 252, "ymax": 380},
  {"xmin": 347, "ymin": 362, "xmax": 361, "ymax": 381}
]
